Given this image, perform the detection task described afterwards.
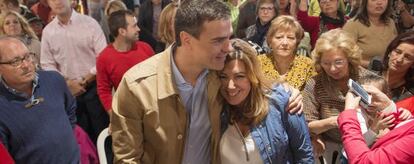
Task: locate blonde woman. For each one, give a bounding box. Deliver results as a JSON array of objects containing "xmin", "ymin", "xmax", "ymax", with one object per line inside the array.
[
  {"xmin": 101, "ymin": 0, "xmax": 127, "ymax": 42},
  {"xmin": 158, "ymin": 2, "xmax": 178, "ymax": 48},
  {"xmin": 302, "ymin": 29, "xmax": 379, "ymax": 163},
  {"xmin": 258, "ymin": 15, "xmax": 316, "ymax": 90},
  {"xmin": 0, "ymin": 11, "xmax": 40, "ymax": 66}
]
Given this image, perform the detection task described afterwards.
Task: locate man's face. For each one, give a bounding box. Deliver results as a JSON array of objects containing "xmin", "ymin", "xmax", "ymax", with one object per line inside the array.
[
  {"xmin": 121, "ymin": 15, "xmax": 140, "ymax": 42},
  {"xmin": 47, "ymin": 0, "xmax": 71, "ymax": 16},
  {"xmin": 188, "ymin": 19, "xmax": 233, "ymax": 70},
  {"xmin": 0, "ymin": 40, "xmax": 36, "ymax": 88}
]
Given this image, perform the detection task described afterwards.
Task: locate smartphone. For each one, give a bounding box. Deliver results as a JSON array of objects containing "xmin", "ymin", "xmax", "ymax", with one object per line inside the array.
[{"xmin": 348, "ymin": 79, "xmax": 371, "ymax": 109}]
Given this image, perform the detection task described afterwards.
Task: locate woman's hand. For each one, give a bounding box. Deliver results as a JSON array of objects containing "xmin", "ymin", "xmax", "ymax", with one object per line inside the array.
[
  {"xmin": 284, "ymin": 84, "xmax": 303, "ymax": 114},
  {"xmin": 363, "ymin": 85, "xmax": 392, "ymax": 110},
  {"xmin": 370, "ymin": 113, "xmax": 395, "ymax": 133},
  {"xmin": 345, "ymin": 92, "xmax": 361, "ymax": 110},
  {"xmin": 311, "ymin": 135, "xmax": 326, "ymax": 158},
  {"xmin": 398, "ymin": 108, "xmax": 413, "ymax": 121}
]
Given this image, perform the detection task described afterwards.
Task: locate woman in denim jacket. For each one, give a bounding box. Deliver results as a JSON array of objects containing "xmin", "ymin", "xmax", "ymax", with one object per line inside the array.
[{"xmin": 218, "ymin": 39, "xmax": 314, "ymax": 164}]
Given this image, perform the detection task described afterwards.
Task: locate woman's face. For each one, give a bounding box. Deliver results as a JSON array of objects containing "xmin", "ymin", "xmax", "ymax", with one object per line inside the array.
[
  {"xmin": 0, "ymin": 1, "xmax": 10, "ymax": 14},
  {"xmin": 319, "ymin": 0, "xmax": 339, "ymax": 16},
  {"xmin": 279, "ymin": 0, "xmax": 289, "ymax": 10},
  {"xmin": 219, "ymin": 59, "xmax": 251, "ymax": 107},
  {"xmin": 269, "ymin": 30, "xmax": 297, "ymax": 57},
  {"xmin": 3, "ymin": 14, "xmax": 22, "ymax": 36},
  {"xmin": 258, "ymin": 2, "xmax": 276, "ymax": 25},
  {"xmin": 320, "ymin": 48, "xmax": 350, "ymax": 81},
  {"xmin": 387, "ymin": 43, "xmax": 414, "ymax": 74},
  {"xmin": 367, "ymin": 0, "xmax": 388, "ymax": 17}
]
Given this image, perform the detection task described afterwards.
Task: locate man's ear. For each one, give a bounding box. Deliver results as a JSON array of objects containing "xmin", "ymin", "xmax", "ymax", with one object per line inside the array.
[
  {"xmin": 179, "ymin": 31, "xmax": 192, "ymax": 47},
  {"xmin": 118, "ymin": 28, "xmax": 126, "ymax": 36}
]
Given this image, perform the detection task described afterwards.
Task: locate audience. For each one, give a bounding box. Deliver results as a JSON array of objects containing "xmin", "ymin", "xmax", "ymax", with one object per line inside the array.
[
  {"xmin": 30, "ymin": 0, "xmax": 53, "ymax": 25},
  {"xmin": 138, "ymin": 0, "xmax": 171, "ymax": 53},
  {"xmin": 0, "ymin": 11, "xmax": 41, "ymax": 66},
  {"xmin": 339, "ymin": 84, "xmax": 414, "ymax": 163},
  {"xmin": 0, "ymin": 0, "xmax": 43, "ymax": 38},
  {"xmin": 41, "ymin": 0, "xmax": 108, "ymax": 144},
  {"xmin": 219, "ymin": 38, "xmax": 314, "ymax": 163},
  {"xmin": 298, "ymin": 0, "xmax": 349, "ymax": 48},
  {"xmin": 157, "ymin": 2, "xmax": 178, "ymax": 47},
  {"xmin": 380, "ymin": 31, "xmax": 414, "ymax": 102},
  {"xmin": 97, "ymin": 10, "xmax": 154, "ymax": 115},
  {"xmin": 246, "ymin": 0, "xmax": 278, "ymax": 47},
  {"xmin": 343, "ymin": 0, "xmax": 397, "ymax": 68},
  {"xmin": 258, "ymin": 15, "xmax": 316, "ymax": 90},
  {"xmin": 235, "ymin": 0, "xmax": 256, "ymax": 38},
  {"xmin": 224, "ymin": 0, "xmax": 245, "ymax": 33},
  {"xmin": 0, "ymin": 37, "xmax": 80, "ymax": 163},
  {"xmin": 101, "ymin": 0, "xmax": 127, "ymax": 42},
  {"xmin": 302, "ymin": 29, "xmax": 378, "ymax": 163}
]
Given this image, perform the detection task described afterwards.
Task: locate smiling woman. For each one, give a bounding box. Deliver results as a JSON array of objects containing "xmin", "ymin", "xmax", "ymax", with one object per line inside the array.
[
  {"xmin": 218, "ymin": 38, "xmax": 314, "ymax": 164},
  {"xmin": 0, "ymin": 11, "xmax": 40, "ymax": 67}
]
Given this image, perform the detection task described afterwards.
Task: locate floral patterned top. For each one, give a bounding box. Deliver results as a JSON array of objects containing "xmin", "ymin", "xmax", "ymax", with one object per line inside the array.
[{"xmin": 257, "ymin": 54, "xmax": 317, "ymax": 90}]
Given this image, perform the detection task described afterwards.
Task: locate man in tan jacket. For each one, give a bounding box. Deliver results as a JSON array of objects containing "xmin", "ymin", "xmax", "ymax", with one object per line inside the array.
[{"xmin": 111, "ymin": 0, "xmax": 233, "ymax": 163}]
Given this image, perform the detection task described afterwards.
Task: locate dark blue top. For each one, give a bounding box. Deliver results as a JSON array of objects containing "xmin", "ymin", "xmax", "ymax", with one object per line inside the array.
[
  {"xmin": 221, "ymin": 84, "xmax": 314, "ymax": 164},
  {"xmin": 0, "ymin": 71, "xmax": 80, "ymax": 164}
]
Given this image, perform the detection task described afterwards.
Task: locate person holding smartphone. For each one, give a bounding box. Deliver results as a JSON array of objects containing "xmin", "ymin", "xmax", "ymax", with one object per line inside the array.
[{"xmin": 339, "ymin": 82, "xmax": 414, "ymax": 164}]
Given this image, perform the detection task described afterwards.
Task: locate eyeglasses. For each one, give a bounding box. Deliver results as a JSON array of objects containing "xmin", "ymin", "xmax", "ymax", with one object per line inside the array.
[
  {"xmin": 0, "ymin": 52, "xmax": 35, "ymax": 68},
  {"xmin": 319, "ymin": 0, "xmax": 334, "ymax": 4},
  {"xmin": 259, "ymin": 7, "xmax": 274, "ymax": 12},
  {"xmin": 320, "ymin": 59, "xmax": 347, "ymax": 68}
]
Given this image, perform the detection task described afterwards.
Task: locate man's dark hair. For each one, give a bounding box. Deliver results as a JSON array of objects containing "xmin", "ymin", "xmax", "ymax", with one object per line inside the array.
[
  {"xmin": 108, "ymin": 10, "xmax": 136, "ymax": 38},
  {"xmin": 174, "ymin": 0, "xmax": 230, "ymax": 46}
]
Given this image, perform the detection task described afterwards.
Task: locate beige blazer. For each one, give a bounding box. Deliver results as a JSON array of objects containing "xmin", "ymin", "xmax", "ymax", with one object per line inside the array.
[{"xmin": 111, "ymin": 46, "xmax": 223, "ymax": 164}]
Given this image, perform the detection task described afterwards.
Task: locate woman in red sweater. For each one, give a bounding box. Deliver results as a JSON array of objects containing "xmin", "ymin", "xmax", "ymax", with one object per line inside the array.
[
  {"xmin": 339, "ymin": 85, "xmax": 414, "ymax": 164},
  {"xmin": 297, "ymin": 0, "xmax": 348, "ymax": 48}
]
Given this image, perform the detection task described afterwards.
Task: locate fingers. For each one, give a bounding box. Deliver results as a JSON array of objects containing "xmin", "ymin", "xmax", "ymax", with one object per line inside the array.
[
  {"xmin": 398, "ymin": 108, "xmax": 412, "ymax": 120},
  {"xmin": 287, "ymin": 92, "xmax": 303, "ymax": 114},
  {"xmin": 381, "ymin": 114, "xmax": 396, "ymax": 127}
]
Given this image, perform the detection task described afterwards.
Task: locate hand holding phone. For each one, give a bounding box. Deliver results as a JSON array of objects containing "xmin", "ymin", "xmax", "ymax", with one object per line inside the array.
[{"xmin": 348, "ymin": 79, "xmax": 371, "ymax": 109}]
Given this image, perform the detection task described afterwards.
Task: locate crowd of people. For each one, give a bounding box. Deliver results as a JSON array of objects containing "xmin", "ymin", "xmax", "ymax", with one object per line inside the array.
[{"xmin": 0, "ymin": 0, "xmax": 413, "ymax": 163}]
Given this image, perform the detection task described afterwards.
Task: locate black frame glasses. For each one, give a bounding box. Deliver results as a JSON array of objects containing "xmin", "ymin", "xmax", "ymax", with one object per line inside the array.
[{"xmin": 0, "ymin": 52, "xmax": 35, "ymax": 68}]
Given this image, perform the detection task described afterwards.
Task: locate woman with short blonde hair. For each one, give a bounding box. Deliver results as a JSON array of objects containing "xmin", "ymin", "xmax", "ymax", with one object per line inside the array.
[
  {"xmin": 258, "ymin": 15, "xmax": 316, "ymax": 90},
  {"xmin": 303, "ymin": 29, "xmax": 378, "ymax": 163}
]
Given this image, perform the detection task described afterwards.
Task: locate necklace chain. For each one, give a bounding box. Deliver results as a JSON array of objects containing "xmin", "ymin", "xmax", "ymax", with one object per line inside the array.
[{"xmin": 233, "ymin": 122, "xmax": 250, "ymax": 161}]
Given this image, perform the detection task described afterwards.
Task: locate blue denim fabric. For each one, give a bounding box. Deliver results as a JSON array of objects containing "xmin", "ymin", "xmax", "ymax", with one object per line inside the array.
[{"xmin": 221, "ymin": 84, "xmax": 314, "ymax": 164}]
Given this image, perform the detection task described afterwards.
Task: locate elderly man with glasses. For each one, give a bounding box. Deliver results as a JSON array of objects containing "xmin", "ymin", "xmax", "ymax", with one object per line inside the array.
[{"xmin": 0, "ymin": 37, "xmax": 80, "ymax": 163}]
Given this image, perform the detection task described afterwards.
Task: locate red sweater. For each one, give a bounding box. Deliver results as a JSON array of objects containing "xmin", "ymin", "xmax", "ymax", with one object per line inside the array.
[
  {"xmin": 0, "ymin": 143, "xmax": 14, "ymax": 164},
  {"xmin": 339, "ymin": 110, "xmax": 414, "ymax": 164},
  {"xmin": 96, "ymin": 41, "xmax": 154, "ymax": 111},
  {"xmin": 297, "ymin": 10, "xmax": 348, "ymax": 48},
  {"xmin": 396, "ymin": 96, "xmax": 414, "ymax": 114}
]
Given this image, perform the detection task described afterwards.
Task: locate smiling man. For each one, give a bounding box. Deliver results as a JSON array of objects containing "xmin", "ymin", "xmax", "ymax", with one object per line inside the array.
[
  {"xmin": 110, "ymin": 0, "xmax": 233, "ymax": 163},
  {"xmin": 0, "ymin": 37, "xmax": 79, "ymax": 163}
]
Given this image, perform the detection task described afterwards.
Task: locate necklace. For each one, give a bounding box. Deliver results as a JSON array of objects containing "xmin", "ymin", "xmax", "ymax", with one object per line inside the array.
[{"xmin": 233, "ymin": 122, "xmax": 250, "ymax": 161}]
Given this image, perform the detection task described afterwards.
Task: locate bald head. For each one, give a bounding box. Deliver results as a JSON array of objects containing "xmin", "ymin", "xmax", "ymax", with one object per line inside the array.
[{"xmin": 0, "ymin": 37, "xmax": 29, "ymax": 61}]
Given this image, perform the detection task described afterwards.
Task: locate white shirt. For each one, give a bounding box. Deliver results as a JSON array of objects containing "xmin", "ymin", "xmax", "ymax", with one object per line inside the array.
[{"xmin": 220, "ymin": 124, "xmax": 263, "ymax": 164}]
